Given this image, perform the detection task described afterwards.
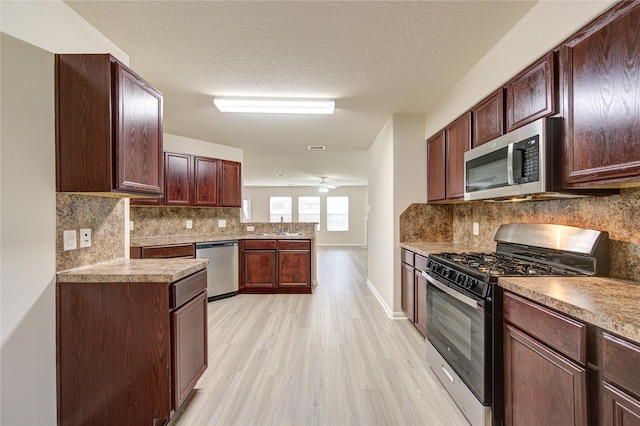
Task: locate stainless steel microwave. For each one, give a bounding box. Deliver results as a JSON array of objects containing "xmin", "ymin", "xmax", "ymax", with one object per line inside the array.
[{"xmin": 464, "ymin": 117, "xmax": 615, "ymax": 201}]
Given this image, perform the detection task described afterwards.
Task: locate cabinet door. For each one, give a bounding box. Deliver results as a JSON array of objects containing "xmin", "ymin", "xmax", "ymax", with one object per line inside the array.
[
  {"xmin": 194, "ymin": 157, "xmax": 219, "ymax": 206},
  {"xmin": 164, "ymin": 152, "xmax": 192, "ymax": 205},
  {"xmin": 171, "ymin": 291, "xmax": 208, "ymax": 410},
  {"xmin": 401, "ymin": 262, "xmax": 415, "ymax": 322},
  {"xmin": 243, "ymin": 250, "xmax": 276, "ymax": 288},
  {"xmin": 278, "ymin": 250, "xmax": 311, "ymax": 287},
  {"xmin": 505, "ymin": 52, "xmax": 557, "ymax": 132},
  {"xmin": 113, "ymin": 62, "xmax": 164, "ymax": 195},
  {"xmin": 445, "ymin": 112, "xmax": 472, "ymax": 200},
  {"xmin": 603, "ymin": 382, "xmax": 640, "ymax": 426},
  {"xmin": 414, "ymin": 269, "xmax": 427, "ymax": 337},
  {"xmin": 503, "ymin": 323, "xmax": 587, "ymax": 426},
  {"xmin": 561, "ymin": 2, "xmax": 640, "ymax": 187},
  {"xmin": 427, "ymin": 131, "xmax": 446, "ymax": 202},
  {"xmin": 220, "ymin": 160, "xmax": 242, "ymax": 207},
  {"xmin": 472, "ymin": 89, "xmax": 504, "ymax": 147}
]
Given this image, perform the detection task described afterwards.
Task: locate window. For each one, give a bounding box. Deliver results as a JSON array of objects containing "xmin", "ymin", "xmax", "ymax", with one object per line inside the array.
[
  {"xmin": 270, "ymin": 196, "xmax": 292, "ymax": 222},
  {"xmin": 327, "ymin": 196, "xmax": 349, "ymax": 231},
  {"xmin": 298, "ymin": 196, "xmax": 320, "ymax": 231},
  {"xmin": 241, "ymin": 195, "xmax": 251, "ymax": 222}
]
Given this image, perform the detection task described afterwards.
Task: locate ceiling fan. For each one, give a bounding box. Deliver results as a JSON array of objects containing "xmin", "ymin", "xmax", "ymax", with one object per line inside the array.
[{"xmin": 316, "ymin": 177, "xmax": 338, "ymax": 193}]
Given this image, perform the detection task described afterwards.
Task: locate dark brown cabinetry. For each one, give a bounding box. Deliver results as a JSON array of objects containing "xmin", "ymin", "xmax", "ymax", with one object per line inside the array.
[
  {"xmin": 240, "ymin": 239, "xmax": 312, "ymax": 294},
  {"xmin": 130, "ymin": 243, "xmax": 196, "ymax": 259},
  {"xmin": 427, "ymin": 131, "xmax": 446, "ymax": 202},
  {"xmin": 426, "ymin": 112, "xmax": 472, "ymax": 203},
  {"xmin": 55, "ymin": 54, "xmax": 163, "ymax": 197},
  {"xmin": 602, "ymin": 333, "xmax": 640, "ymax": 425},
  {"xmin": 502, "ymin": 291, "xmax": 587, "ymax": 426},
  {"xmin": 165, "ymin": 152, "xmax": 193, "ymax": 206},
  {"xmin": 561, "ymin": 2, "xmax": 640, "ymax": 188},
  {"xmin": 132, "ymin": 153, "xmax": 241, "ymax": 207},
  {"xmin": 57, "ymin": 269, "xmax": 207, "ymax": 425},
  {"xmin": 506, "ymin": 51, "xmax": 557, "ymax": 132},
  {"xmin": 219, "ymin": 160, "xmax": 242, "ymax": 207},
  {"xmin": 194, "ymin": 156, "xmax": 219, "ymax": 206},
  {"xmin": 472, "ymin": 89, "xmax": 504, "ymax": 147},
  {"xmin": 400, "ymin": 248, "xmax": 427, "ymax": 337}
]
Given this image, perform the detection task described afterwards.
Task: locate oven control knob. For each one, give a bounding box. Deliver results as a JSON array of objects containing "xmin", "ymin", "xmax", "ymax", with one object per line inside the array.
[{"xmin": 467, "ymin": 278, "xmax": 477, "ymax": 289}]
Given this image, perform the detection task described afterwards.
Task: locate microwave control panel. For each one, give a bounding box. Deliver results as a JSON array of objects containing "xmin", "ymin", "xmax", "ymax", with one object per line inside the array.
[{"xmin": 514, "ymin": 136, "xmax": 539, "ymax": 183}]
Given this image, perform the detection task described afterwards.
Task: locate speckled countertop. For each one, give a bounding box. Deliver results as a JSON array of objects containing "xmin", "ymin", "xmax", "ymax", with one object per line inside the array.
[
  {"xmin": 499, "ymin": 276, "xmax": 640, "ymax": 344},
  {"xmin": 130, "ymin": 233, "xmax": 313, "ymax": 247},
  {"xmin": 399, "ymin": 242, "xmax": 477, "ymax": 258},
  {"xmin": 57, "ymin": 258, "xmax": 208, "ymax": 283}
]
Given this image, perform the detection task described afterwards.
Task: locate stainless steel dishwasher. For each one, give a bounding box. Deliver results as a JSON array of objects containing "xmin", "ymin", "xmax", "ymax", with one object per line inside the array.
[{"xmin": 195, "ymin": 240, "xmax": 239, "ymax": 301}]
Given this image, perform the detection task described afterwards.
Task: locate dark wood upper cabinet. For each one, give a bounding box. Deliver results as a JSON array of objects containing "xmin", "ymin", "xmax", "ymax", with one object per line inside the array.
[
  {"xmin": 165, "ymin": 152, "xmax": 192, "ymax": 206},
  {"xmin": 427, "ymin": 131, "xmax": 446, "ymax": 202},
  {"xmin": 561, "ymin": 1, "xmax": 640, "ymax": 188},
  {"xmin": 220, "ymin": 160, "xmax": 242, "ymax": 207},
  {"xmin": 445, "ymin": 112, "xmax": 472, "ymax": 200},
  {"xmin": 193, "ymin": 156, "xmax": 219, "ymax": 206},
  {"xmin": 506, "ymin": 51, "xmax": 557, "ymax": 132},
  {"xmin": 55, "ymin": 54, "xmax": 163, "ymax": 197},
  {"xmin": 472, "ymin": 89, "xmax": 505, "ymax": 147}
]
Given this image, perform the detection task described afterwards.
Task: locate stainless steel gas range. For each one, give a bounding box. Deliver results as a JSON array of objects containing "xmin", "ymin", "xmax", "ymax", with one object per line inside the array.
[{"xmin": 422, "ymin": 223, "xmax": 609, "ymax": 426}]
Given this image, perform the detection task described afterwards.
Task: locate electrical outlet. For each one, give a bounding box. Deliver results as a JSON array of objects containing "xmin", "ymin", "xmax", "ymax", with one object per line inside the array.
[
  {"xmin": 473, "ymin": 222, "xmax": 480, "ymax": 236},
  {"xmin": 218, "ymin": 219, "xmax": 226, "ymax": 228},
  {"xmin": 186, "ymin": 220, "xmax": 193, "ymax": 229},
  {"xmin": 79, "ymin": 228, "xmax": 92, "ymax": 248},
  {"xmin": 246, "ymin": 226, "xmax": 255, "ymax": 232},
  {"xmin": 63, "ymin": 230, "xmax": 77, "ymax": 251},
  {"xmin": 129, "ymin": 221, "xmax": 135, "ymax": 231}
]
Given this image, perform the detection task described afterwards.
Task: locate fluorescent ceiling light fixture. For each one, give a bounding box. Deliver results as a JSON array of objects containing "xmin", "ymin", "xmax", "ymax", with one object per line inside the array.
[{"xmin": 213, "ymin": 98, "xmax": 335, "ymax": 114}]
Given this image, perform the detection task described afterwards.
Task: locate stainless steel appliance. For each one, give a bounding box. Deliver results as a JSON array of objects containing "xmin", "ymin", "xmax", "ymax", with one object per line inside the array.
[
  {"xmin": 196, "ymin": 240, "xmax": 239, "ymax": 301},
  {"xmin": 422, "ymin": 223, "xmax": 609, "ymax": 426},
  {"xmin": 464, "ymin": 117, "xmax": 615, "ymax": 201}
]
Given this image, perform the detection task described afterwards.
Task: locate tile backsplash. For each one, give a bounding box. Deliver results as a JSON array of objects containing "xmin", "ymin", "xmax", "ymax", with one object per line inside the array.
[
  {"xmin": 130, "ymin": 206, "xmax": 242, "ymax": 238},
  {"xmin": 56, "ymin": 193, "xmax": 124, "ymax": 272},
  {"xmin": 401, "ymin": 188, "xmax": 639, "ymax": 281}
]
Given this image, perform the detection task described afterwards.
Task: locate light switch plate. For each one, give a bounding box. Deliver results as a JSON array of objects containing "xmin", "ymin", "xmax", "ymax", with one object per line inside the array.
[
  {"xmin": 129, "ymin": 221, "xmax": 134, "ymax": 231},
  {"xmin": 186, "ymin": 220, "xmax": 193, "ymax": 229},
  {"xmin": 63, "ymin": 230, "xmax": 77, "ymax": 251},
  {"xmin": 79, "ymin": 228, "xmax": 91, "ymax": 248},
  {"xmin": 246, "ymin": 226, "xmax": 254, "ymax": 232},
  {"xmin": 218, "ymin": 220, "xmax": 226, "ymax": 228},
  {"xmin": 473, "ymin": 222, "xmax": 479, "ymax": 236}
]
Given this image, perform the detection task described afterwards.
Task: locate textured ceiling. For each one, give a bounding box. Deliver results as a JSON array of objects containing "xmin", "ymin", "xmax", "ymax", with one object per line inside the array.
[{"xmin": 65, "ymin": 0, "xmax": 536, "ymax": 187}]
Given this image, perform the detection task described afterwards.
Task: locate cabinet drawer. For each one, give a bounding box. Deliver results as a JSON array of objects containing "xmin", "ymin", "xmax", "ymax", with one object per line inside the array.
[
  {"xmin": 603, "ymin": 333, "xmax": 640, "ymax": 398},
  {"xmin": 415, "ymin": 254, "xmax": 428, "ymax": 271},
  {"xmin": 141, "ymin": 244, "xmax": 195, "ymax": 259},
  {"xmin": 243, "ymin": 240, "xmax": 277, "ymax": 250},
  {"xmin": 278, "ymin": 240, "xmax": 310, "ymax": 250},
  {"xmin": 401, "ymin": 248, "xmax": 414, "ymax": 266},
  {"xmin": 503, "ymin": 291, "xmax": 586, "ymax": 364},
  {"xmin": 171, "ymin": 269, "xmax": 207, "ymax": 309}
]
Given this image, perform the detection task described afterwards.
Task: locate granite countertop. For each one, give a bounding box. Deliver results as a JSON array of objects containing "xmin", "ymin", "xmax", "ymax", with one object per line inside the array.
[
  {"xmin": 499, "ymin": 276, "xmax": 640, "ymax": 344},
  {"xmin": 130, "ymin": 232, "xmax": 313, "ymax": 247},
  {"xmin": 400, "ymin": 241, "xmax": 478, "ymax": 258},
  {"xmin": 57, "ymin": 258, "xmax": 208, "ymax": 283}
]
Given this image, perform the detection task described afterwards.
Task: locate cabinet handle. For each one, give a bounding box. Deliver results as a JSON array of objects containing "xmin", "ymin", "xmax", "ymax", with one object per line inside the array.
[{"xmin": 441, "ymin": 365, "xmax": 455, "ymax": 383}]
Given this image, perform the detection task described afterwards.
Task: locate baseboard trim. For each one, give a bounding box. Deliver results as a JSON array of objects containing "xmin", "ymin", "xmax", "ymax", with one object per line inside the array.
[{"xmin": 365, "ymin": 278, "xmax": 406, "ymax": 320}]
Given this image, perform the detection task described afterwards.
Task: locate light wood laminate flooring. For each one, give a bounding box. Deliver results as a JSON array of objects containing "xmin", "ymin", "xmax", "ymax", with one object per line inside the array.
[{"xmin": 172, "ymin": 246, "xmax": 469, "ymax": 425}]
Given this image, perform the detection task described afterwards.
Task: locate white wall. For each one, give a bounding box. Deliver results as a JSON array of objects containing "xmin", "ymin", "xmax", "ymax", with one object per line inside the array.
[
  {"xmin": 366, "ymin": 118, "xmax": 395, "ymax": 317},
  {"xmin": 0, "ymin": 2, "xmax": 129, "ymax": 423},
  {"xmin": 242, "ymin": 185, "xmax": 368, "ymax": 246},
  {"xmin": 164, "ymin": 133, "xmax": 243, "ymax": 162}
]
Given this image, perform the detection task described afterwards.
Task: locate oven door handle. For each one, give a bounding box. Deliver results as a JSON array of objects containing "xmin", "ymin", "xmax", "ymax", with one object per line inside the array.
[{"xmin": 422, "ymin": 270, "xmax": 482, "ymax": 310}]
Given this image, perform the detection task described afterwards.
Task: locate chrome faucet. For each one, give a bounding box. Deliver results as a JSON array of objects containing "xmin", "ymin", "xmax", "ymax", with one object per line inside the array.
[{"xmin": 280, "ymin": 216, "xmax": 284, "ymax": 233}]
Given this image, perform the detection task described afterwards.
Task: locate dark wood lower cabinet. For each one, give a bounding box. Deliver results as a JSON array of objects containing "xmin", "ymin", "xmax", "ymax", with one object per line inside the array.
[
  {"xmin": 603, "ymin": 333, "xmax": 640, "ymax": 426},
  {"xmin": 400, "ymin": 248, "xmax": 426, "ymax": 337},
  {"xmin": 57, "ymin": 270, "xmax": 207, "ymax": 425},
  {"xmin": 240, "ymin": 239, "xmax": 312, "ymax": 294},
  {"xmin": 414, "ymin": 269, "xmax": 427, "ymax": 336},
  {"xmin": 503, "ymin": 323, "xmax": 587, "ymax": 426},
  {"xmin": 401, "ymin": 261, "xmax": 415, "ymax": 322}
]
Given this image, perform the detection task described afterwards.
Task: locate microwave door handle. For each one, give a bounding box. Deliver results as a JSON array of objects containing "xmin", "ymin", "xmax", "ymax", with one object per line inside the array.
[
  {"xmin": 507, "ymin": 143, "xmax": 515, "ymax": 185},
  {"xmin": 421, "ymin": 270, "xmax": 482, "ymax": 310}
]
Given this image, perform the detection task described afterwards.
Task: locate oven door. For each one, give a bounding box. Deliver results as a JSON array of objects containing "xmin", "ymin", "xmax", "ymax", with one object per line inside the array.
[{"xmin": 424, "ymin": 271, "xmax": 492, "ymax": 404}]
